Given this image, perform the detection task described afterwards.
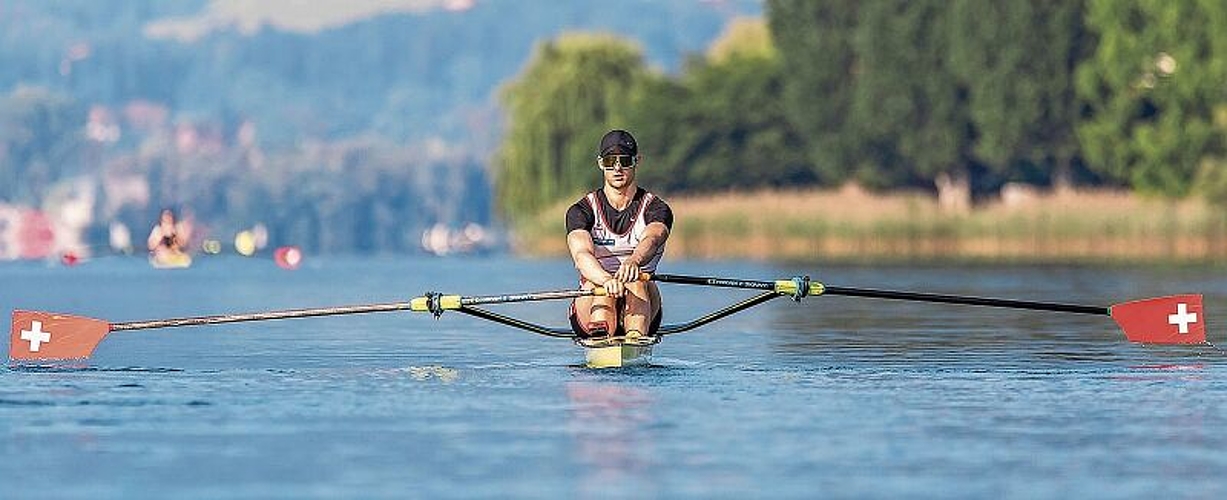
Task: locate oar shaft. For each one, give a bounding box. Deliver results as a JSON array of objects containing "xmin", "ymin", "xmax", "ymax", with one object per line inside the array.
[
  {"xmin": 822, "ymin": 286, "xmax": 1108, "ymax": 315},
  {"xmin": 461, "ymin": 289, "xmax": 596, "ymax": 306},
  {"xmin": 112, "ymin": 302, "xmax": 414, "ymax": 331},
  {"xmin": 652, "ymin": 272, "xmax": 1109, "ymax": 316},
  {"xmin": 111, "ymin": 288, "xmax": 603, "ymax": 332},
  {"xmin": 650, "ymin": 273, "xmax": 776, "ymax": 291}
]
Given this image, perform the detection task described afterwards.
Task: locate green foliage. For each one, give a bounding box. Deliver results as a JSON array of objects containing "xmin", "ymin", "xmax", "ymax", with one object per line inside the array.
[
  {"xmin": 1197, "ymin": 158, "xmax": 1227, "ymax": 207},
  {"xmin": 496, "ymin": 19, "xmax": 812, "ymax": 217},
  {"xmin": 494, "ymin": 34, "xmax": 650, "ymax": 219},
  {"xmin": 630, "ymin": 30, "xmax": 812, "ymax": 193},
  {"xmin": 767, "ymin": 0, "xmax": 862, "ymax": 184},
  {"xmin": 851, "ymin": 0, "xmax": 970, "ymax": 187},
  {"xmin": 1076, "ymin": 0, "xmax": 1227, "ymax": 197},
  {"xmin": 947, "ymin": 0, "xmax": 1086, "ymax": 185},
  {"xmin": 706, "ymin": 17, "xmax": 778, "ymax": 64},
  {"xmin": 1197, "ymin": 106, "xmax": 1227, "ymax": 206}
]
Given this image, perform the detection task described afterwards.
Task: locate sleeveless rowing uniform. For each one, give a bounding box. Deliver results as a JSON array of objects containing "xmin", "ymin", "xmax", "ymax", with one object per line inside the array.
[
  {"xmin": 586, "ymin": 192, "xmax": 664, "ymax": 273},
  {"xmin": 565, "ymin": 188, "xmax": 673, "ymax": 336}
]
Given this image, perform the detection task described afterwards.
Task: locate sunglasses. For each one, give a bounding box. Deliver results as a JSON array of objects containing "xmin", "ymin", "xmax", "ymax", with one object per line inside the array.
[{"xmin": 597, "ymin": 154, "xmax": 637, "ymax": 170}]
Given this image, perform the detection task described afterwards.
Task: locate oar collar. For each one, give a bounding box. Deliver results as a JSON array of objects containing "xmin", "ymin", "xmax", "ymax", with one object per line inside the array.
[{"xmin": 424, "ymin": 291, "xmax": 446, "ymax": 318}]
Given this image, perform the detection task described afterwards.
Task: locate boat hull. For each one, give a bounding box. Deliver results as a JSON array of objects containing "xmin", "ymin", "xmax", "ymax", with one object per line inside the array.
[
  {"xmin": 584, "ymin": 343, "xmax": 652, "ymax": 368},
  {"xmin": 150, "ymin": 251, "xmax": 193, "ymax": 269}
]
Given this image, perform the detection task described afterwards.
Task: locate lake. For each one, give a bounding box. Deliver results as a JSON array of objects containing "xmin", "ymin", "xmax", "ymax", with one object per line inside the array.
[{"xmin": 2, "ymin": 256, "xmax": 1224, "ymax": 498}]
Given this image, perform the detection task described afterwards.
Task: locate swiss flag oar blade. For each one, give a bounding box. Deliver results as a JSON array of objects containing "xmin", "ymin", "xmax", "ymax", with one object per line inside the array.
[
  {"xmin": 1111, "ymin": 295, "xmax": 1206, "ymax": 344},
  {"xmin": 9, "ymin": 310, "xmax": 112, "ymax": 361}
]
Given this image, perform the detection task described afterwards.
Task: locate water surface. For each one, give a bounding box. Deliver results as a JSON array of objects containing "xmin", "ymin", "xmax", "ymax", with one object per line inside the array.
[{"xmin": 2, "ymin": 257, "xmax": 1224, "ymax": 498}]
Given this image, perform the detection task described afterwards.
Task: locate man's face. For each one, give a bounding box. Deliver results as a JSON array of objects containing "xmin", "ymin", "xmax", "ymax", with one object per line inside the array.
[{"xmin": 599, "ymin": 154, "xmax": 638, "ymax": 189}]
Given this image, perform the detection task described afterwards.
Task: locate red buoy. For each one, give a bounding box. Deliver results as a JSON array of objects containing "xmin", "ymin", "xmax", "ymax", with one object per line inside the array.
[{"xmin": 274, "ymin": 246, "xmax": 302, "ymax": 270}]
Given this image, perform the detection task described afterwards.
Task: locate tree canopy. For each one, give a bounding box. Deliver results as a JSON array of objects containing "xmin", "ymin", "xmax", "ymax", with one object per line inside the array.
[
  {"xmin": 495, "ymin": 34, "xmax": 650, "ymax": 218},
  {"xmin": 1076, "ymin": 0, "xmax": 1227, "ymax": 197}
]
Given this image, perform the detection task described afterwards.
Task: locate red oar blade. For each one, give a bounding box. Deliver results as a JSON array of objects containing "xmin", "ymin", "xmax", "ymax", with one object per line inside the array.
[
  {"xmin": 9, "ymin": 310, "xmax": 111, "ymax": 361},
  {"xmin": 1111, "ymin": 294, "xmax": 1206, "ymax": 344}
]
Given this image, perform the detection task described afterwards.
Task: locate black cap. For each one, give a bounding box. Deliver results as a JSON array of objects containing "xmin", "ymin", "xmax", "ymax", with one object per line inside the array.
[{"xmin": 599, "ymin": 129, "xmax": 637, "ymax": 157}]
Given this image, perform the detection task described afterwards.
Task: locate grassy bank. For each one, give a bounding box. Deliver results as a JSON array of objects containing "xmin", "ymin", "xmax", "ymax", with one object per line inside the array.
[{"xmin": 512, "ymin": 186, "xmax": 1227, "ymax": 264}]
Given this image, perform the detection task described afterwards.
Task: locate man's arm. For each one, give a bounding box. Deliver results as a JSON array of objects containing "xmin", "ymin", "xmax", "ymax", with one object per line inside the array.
[
  {"xmin": 568, "ymin": 229, "xmax": 617, "ymax": 289},
  {"xmin": 176, "ymin": 221, "xmax": 192, "ymax": 248},
  {"xmin": 147, "ymin": 227, "xmax": 162, "ymax": 251},
  {"xmin": 613, "ymin": 222, "xmax": 669, "ymax": 283}
]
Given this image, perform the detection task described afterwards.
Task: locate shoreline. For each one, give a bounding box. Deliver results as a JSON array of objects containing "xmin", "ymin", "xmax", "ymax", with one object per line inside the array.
[{"xmin": 513, "ymin": 186, "xmax": 1227, "ymax": 265}]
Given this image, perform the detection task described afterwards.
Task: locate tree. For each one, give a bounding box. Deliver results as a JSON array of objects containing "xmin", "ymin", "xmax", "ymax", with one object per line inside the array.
[
  {"xmin": 630, "ymin": 17, "xmax": 812, "ymax": 193},
  {"xmin": 853, "ymin": 0, "xmax": 974, "ymax": 210},
  {"xmin": 1196, "ymin": 105, "xmax": 1227, "ymax": 206},
  {"xmin": 767, "ymin": 0, "xmax": 862, "ymax": 185},
  {"xmin": 948, "ymin": 0, "xmax": 1087, "ymax": 191},
  {"xmin": 494, "ymin": 33, "xmax": 649, "ymax": 219},
  {"xmin": 1076, "ymin": 0, "xmax": 1227, "ymax": 197}
]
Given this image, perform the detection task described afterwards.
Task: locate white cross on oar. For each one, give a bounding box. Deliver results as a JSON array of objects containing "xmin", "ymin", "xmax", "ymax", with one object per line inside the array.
[
  {"xmin": 20, "ymin": 320, "xmax": 52, "ymax": 352},
  {"xmin": 1168, "ymin": 303, "xmax": 1198, "ymax": 334}
]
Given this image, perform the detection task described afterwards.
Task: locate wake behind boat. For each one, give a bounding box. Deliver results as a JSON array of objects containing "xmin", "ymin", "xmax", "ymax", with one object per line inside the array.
[{"xmin": 8, "ymin": 272, "xmax": 1211, "ymax": 368}]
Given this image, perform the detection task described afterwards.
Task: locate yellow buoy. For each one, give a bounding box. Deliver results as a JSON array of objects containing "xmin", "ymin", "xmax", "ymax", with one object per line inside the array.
[
  {"xmin": 202, "ymin": 239, "xmax": 222, "ymax": 254},
  {"xmin": 234, "ymin": 230, "xmax": 256, "ymax": 256}
]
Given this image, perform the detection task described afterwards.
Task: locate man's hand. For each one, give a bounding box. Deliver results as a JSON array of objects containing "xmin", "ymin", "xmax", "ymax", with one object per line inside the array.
[
  {"xmin": 602, "ymin": 276, "xmax": 626, "ymax": 298},
  {"xmin": 614, "ymin": 260, "xmax": 641, "ymax": 284}
]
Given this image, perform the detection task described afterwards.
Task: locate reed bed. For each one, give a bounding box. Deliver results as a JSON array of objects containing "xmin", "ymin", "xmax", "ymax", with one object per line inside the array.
[{"xmin": 513, "ymin": 187, "xmax": 1227, "ymax": 264}]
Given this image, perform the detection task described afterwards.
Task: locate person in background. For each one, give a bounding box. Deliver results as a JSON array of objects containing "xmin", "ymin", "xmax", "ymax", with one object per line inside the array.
[{"xmin": 147, "ymin": 208, "xmax": 190, "ymax": 257}]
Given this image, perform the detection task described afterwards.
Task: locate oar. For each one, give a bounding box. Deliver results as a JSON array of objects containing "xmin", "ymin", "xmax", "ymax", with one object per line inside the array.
[
  {"xmin": 9, "ymin": 287, "xmax": 609, "ymax": 362},
  {"xmin": 649, "ymin": 273, "xmax": 1208, "ymax": 345}
]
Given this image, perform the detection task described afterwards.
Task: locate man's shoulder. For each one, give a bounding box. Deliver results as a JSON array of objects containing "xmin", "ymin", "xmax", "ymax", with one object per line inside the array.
[
  {"xmin": 639, "ymin": 187, "xmax": 673, "ymax": 228},
  {"xmin": 566, "ymin": 199, "xmax": 590, "ymax": 217},
  {"xmin": 573, "ymin": 189, "xmax": 601, "ymax": 204},
  {"xmin": 568, "ymin": 191, "xmax": 598, "ymax": 210},
  {"xmin": 640, "ymin": 188, "xmax": 670, "ymax": 207},
  {"xmin": 565, "ymin": 193, "xmax": 597, "ymax": 233}
]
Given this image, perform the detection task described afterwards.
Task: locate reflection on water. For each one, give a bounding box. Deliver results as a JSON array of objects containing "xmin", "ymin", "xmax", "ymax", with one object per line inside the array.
[{"xmin": 566, "ymin": 382, "xmax": 655, "ymax": 498}]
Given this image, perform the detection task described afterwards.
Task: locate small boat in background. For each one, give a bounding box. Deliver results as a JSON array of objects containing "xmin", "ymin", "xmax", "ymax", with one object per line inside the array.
[
  {"xmin": 149, "ymin": 250, "xmax": 192, "ymax": 269},
  {"xmin": 147, "ymin": 209, "xmax": 193, "ymax": 269}
]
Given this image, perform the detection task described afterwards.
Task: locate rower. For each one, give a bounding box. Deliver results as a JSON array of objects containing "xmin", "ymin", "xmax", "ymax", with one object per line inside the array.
[
  {"xmin": 566, "ymin": 129, "xmax": 673, "ymax": 347},
  {"xmin": 146, "ymin": 208, "xmax": 188, "ymax": 256}
]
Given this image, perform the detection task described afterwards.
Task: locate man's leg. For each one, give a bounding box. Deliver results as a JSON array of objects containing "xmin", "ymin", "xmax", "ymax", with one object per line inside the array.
[
  {"xmin": 621, "ymin": 281, "xmax": 661, "ymax": 337},
  {"xmin": 573, "ymin": 280, "xmax": 617, "ymax": 337}
]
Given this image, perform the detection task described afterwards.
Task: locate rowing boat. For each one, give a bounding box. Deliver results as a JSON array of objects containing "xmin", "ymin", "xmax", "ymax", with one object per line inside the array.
[
  {"xmin": 149, "ymin": 250, "xmax": 192, "ymax": 269},
  {"xmin": 7, "ymin": 272, "xmax": 1210, "ymax": 368},
  {"xmin": 585, "ymin": 344, "xmax": 652, "ymax": 368},
  {"xmin": 578, "ymin": 333, "xmax": 657, "ymax": 368}
]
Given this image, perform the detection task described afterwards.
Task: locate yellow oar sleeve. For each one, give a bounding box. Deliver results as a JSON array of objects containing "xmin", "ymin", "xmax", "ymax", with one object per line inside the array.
[
  {"xmin": 772, "ymin": 280, "xmax": 825, "ymax": 297},
  {"xmin": 410, "ymin": 295, "xmax": 463, "ymax": 312}
]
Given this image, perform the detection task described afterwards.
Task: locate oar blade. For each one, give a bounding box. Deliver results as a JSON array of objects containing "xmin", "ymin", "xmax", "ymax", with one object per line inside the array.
[
  {"xmin": 9, "ymin": 310, "xmax": 111, "ymax": 361},
  {"xmin": 1111, "ymin": 294, "xmax": 1206, "ymax": 344}
]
